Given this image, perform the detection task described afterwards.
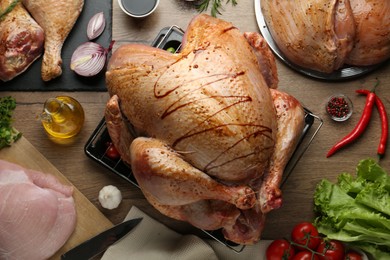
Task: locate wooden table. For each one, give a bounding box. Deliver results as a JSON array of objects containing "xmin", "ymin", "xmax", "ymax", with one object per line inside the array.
[{"xmin": 2, "ymin": 0, "xmax": 390, "ymax": 241}]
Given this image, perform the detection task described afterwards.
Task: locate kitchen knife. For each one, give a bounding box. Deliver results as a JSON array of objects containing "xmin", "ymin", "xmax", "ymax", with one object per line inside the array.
[{"xmin": 61, "ymin": 217, "xmax": 142, "ymax": 260}]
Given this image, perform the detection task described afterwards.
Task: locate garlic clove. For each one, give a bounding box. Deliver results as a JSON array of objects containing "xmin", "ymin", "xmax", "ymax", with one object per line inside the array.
[{"xmin": 87, "ymin": 12, "xmax": 106, "ymax": 40}]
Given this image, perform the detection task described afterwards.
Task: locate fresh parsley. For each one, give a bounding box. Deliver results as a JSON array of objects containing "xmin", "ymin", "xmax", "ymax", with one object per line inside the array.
[{"xmin": 0, "ymin": 96, "xmax": 21, "ymax": 149}]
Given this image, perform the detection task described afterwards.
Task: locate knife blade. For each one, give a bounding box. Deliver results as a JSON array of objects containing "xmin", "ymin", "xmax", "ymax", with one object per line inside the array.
[{"xmin": 61, "ymin": 217, "xmax": 142, "ymax": 260}]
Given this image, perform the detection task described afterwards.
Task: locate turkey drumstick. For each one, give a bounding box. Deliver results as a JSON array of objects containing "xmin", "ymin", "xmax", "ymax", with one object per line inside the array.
[{"xmin": 22, "ymin": 0, "xmax": 84, "ymax": 81}]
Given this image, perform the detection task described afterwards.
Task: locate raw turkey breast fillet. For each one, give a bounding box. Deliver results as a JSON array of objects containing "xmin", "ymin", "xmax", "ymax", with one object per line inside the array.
[{"xmin": 0, "ymin": 160, "xmax": 76, "ymax": 260}]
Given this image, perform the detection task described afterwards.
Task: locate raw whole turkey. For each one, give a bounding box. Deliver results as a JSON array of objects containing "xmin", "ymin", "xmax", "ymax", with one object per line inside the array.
[
  {"xmin": 0, "ymin": 160, "xmax": 76, "ymax": 260},
  {"xmin": 261, "ymin": 0, "xmax": 390, "ymax": 73},
  {"xmin": 104, "ymin": 14, "xmax": 305, "ymax": 245},
  {"xmin": 0, "ymin": 0, "xmax": 44, "ymax": 82}
]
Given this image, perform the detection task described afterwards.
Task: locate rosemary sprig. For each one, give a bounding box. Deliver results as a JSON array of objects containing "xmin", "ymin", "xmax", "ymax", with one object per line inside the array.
[
  {"xmin": 0, "ymin": 0, "xmax": 19, "ymax": 21},
  {"xmin": 197, "ymin": 0, "xmax": 238, "ymax": 17}
]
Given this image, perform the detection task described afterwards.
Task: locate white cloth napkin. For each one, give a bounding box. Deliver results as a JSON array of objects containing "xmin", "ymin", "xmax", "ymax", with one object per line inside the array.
[{"xmin": 102, "ymin": 206, "xmax": 271, "ymax": 260}]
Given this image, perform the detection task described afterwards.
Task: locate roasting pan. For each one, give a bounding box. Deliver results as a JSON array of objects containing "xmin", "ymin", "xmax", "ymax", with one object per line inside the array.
[{"xmin": 84, "ymin": 26, "xmax": 323, "ymax": 252}]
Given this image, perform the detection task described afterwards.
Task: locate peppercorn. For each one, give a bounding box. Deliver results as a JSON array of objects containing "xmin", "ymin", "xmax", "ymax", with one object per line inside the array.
[{"xmin": 326, "ymin": 94, "xmax": 353, "ymax": 121}]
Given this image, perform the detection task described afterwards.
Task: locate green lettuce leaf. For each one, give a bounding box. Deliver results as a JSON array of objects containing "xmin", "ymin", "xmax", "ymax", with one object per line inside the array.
[{"xmin": 314, "ymin": 158, "xmax": 390, "ymax": 259}]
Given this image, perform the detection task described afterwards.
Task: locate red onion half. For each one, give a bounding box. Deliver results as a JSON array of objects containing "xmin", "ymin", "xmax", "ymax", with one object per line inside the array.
[{"xmin": 70, "ymin": 41, "xmax": 114, "ymax": 77}]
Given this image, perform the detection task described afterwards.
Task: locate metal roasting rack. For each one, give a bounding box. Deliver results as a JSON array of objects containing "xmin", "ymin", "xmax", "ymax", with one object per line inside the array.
[
  {"xmin": 152, "ymin": 25, "xmax": 184, "ymax": 52},
  {"xmin": 84, "ymin": 26, "xmax": 323, "ymax": 253}
]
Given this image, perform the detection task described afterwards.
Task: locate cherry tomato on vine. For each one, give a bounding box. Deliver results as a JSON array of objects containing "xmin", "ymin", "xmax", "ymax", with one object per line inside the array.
[
  {"xmin": 316, "ymin": 240, "xmax": 345, "ymax": 260},
  {"xmin": 291, "ymin": 222, "xmax": 321, "ymax": 250},
  {"xmin": 292, "ymin": 251, "xmax": 319, "ymax": 260},
  {"xmin": 344, "ymin": 251, "xmax": 362, "ymax": 260},
  {"xmin": 105, "ymin": 142, "xmax": 120, "ymax": 160},
  {"xmin": 266, "ymin": 239, "xmax": 295, "ymax": 260}
]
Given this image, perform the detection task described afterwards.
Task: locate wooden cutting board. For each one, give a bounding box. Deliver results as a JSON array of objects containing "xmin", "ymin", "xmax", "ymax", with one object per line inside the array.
[{"xmin": 0, "ymin": 136, "xmax": 114, "ymax": 259}]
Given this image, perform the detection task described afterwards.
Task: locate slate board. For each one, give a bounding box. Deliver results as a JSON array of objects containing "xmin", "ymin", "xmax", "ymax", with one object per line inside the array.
[{"xmin": 0, "ymin": 0, "xmax": 112, "ymax": 91}]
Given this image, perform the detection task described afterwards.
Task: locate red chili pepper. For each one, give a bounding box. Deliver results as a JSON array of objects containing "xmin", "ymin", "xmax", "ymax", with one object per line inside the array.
[
  {"xmin": 356, "ymin": 89, "xmax": 388, "ymax": 158},
  {"xmin": 326, "ymin": 92, "xmax": 376, "ymax": 158}
]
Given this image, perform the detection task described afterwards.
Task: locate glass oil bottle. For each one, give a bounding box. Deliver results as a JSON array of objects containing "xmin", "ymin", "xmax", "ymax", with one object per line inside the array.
[{"xmin": 40, "ymin": 96, "xmax": 85, "ymax": 139}]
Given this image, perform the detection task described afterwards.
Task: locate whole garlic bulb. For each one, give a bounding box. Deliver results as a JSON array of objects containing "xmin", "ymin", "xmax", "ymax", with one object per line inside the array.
[{"xmin": 98, "ymin": 185, "xmax": 122, "ymax": 209}]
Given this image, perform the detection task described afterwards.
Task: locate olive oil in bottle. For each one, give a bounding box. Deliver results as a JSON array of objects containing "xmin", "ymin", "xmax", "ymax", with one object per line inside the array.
[{"xmin": 40, "ymin": 96, "xmax": 84, "ymax": 139}]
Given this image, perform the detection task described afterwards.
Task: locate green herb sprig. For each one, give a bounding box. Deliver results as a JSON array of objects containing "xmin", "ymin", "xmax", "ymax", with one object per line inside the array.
[
  {"xmin": 0, "ymin": 0, "xmax": 19, "ymax": 21},
  {"xmin": 197, "ymin": 0, "xmax": 238, "ymax": 17},
  {"xmin": 0, "ymin": 96, "xmax": 22, "ymax": 149}
]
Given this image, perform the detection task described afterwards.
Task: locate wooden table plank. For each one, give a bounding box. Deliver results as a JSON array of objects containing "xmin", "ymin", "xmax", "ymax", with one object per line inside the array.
[{"xmin": 2, "ymin": 0, "xmax": 390, "ymax": 243}]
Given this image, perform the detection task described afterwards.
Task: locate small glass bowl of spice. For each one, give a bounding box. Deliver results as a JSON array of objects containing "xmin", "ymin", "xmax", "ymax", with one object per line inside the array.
[{"xmin": 326, "ymin": 94, "xmax": 353, "ymax": 122}]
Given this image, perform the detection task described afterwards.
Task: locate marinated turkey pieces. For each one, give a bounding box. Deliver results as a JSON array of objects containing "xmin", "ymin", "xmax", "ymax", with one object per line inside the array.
[
  {"xmin": 0, "ymin": 0, "xmax": 84, "ymax": 82},
  {"xmin": 105, "ymin": 14, "xmax": 305, "ymax": 244},
  {"xmin": 22, "ymin": 0, "xmax": 84, "ymax": 81},
  {"xmin": 261, "ymin": 0, "xmax": 390, "ymax": 73},
  {"xmin": 0, "ymin": 0, "xmax": 44, "ymax": 82}
]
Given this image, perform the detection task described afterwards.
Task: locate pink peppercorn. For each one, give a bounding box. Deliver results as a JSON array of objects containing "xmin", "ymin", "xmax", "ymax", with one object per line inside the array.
[{"xmin": 326, "ymin": 94, "xmax": 353, "ymax": 122}]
